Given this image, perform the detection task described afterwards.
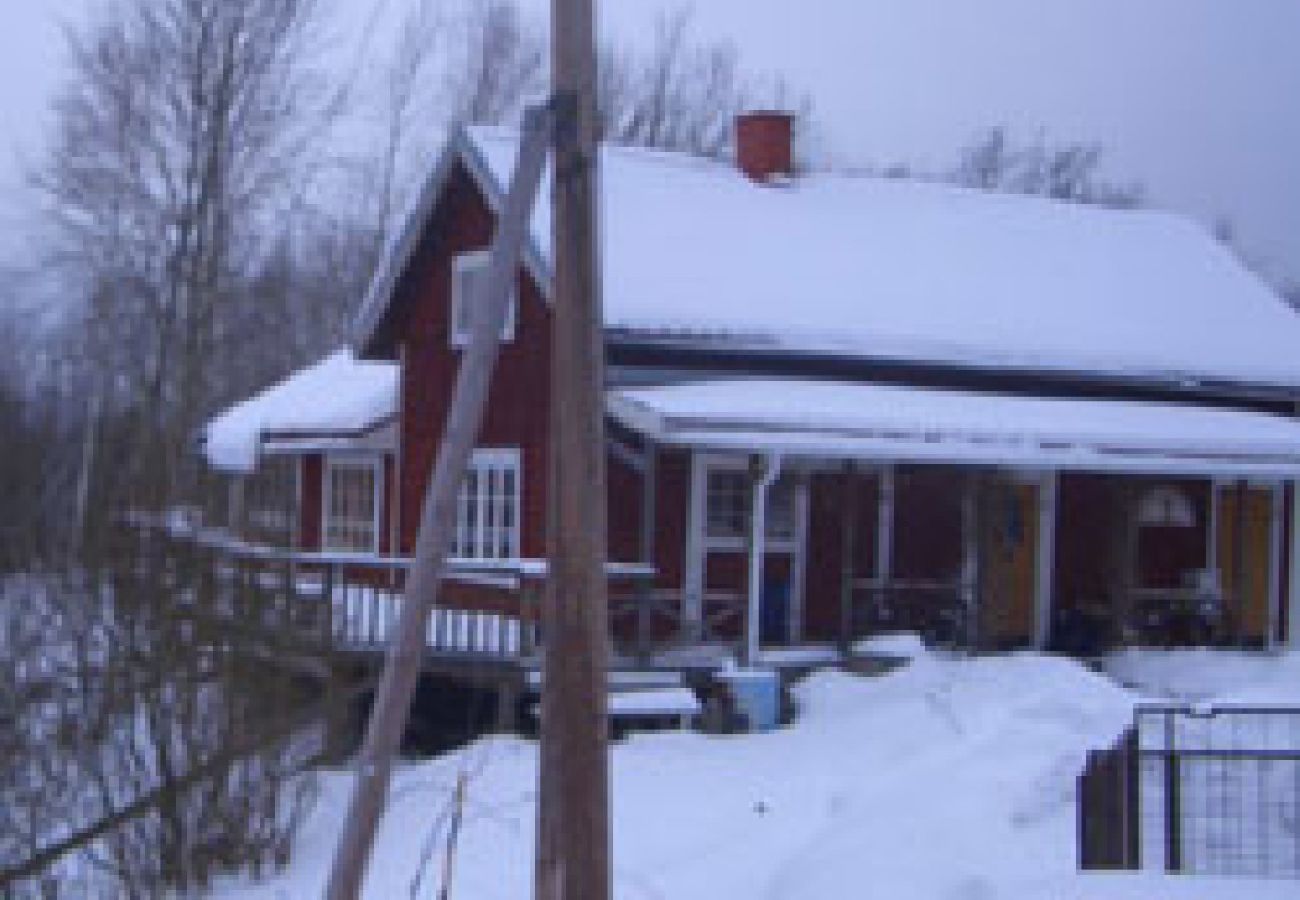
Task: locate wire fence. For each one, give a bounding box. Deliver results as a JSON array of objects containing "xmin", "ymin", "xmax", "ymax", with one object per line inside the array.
[{"xmin": 1080, "ymin": 705, "xmax": 1300, "ymax": 879}]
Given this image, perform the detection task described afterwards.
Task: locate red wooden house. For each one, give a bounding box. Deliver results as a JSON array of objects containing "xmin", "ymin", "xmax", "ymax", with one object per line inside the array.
[{"xmin": 203, "ymin": 112, "xmax": 1300, "ymax": 658}]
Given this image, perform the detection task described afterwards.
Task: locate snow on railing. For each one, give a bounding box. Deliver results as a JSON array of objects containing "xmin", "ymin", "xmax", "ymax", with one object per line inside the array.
[{"xmin": 118, "ymin": 515, "xmax": 682, "ymax": 663}]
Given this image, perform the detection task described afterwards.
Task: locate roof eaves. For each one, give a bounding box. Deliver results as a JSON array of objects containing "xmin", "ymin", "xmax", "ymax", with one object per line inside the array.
[
  {"xmin": 604, "ymin": 391, "xmax": 669, "ymax": 442},
  {"xmin": 352, "ymin": 131, "xmax": 465, "ymax": 359},
  {"xmin": 603, "ymin": 329, "xmax": 1300, "ymax": 406}
]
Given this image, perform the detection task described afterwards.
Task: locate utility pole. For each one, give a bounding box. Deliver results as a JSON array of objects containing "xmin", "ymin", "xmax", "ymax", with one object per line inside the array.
[
  {"xmin": 536, "ymin": 0, "xmax": 611, "ymax": 897},
  {"xmin": 324, "ymin": 108, "xmax": 552, "ymax": 900}
]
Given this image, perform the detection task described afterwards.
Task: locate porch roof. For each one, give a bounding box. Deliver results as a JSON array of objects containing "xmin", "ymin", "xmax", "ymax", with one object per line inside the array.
[
  {"xmin": 203, "ymin": 350, "xmax": 398, "ymax": 473},
  {"xmin": 608, "ymin": 379, "xmax": 1300, "ymax": 477}
]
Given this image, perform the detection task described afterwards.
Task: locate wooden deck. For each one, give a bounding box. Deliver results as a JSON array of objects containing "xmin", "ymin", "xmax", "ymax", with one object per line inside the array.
[{"xmin": 115, "ymin": 518, "xmax": 837, "ymax": 678}]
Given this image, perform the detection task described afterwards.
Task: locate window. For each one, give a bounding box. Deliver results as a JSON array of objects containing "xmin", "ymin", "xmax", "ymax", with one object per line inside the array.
[
  {"xmin": 452, "ymin": 449, "xmax": 522, "ymax": 560},
  {"xmin": 1137, "ymin": 485, "xmax": 1197, "ymax": 528},
  {"xmin": 324, "ymin": 457, "xmax": 379, "ymax": 553},
  {"xmin": 705, "ymin": 468, "xmax": 797, "ymax": 544},
  {"xmin": 243, "ymin": 455, "xmax": 296, "ymax": 546},
  {"xmin": 450, "ymin": 250, "xmax": 517, "ymax": 347}
]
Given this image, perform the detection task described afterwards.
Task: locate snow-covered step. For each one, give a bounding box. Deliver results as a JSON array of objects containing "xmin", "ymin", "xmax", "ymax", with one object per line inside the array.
[
  {"xmin": 607, "ymin": 688, "xmax": 701, "ymax": 729},
  {"xmin": 528, "ymin": 685, "xmax": 701, "ymax": 730},
  {"xmin": 524, "ymin": 668, "xmax": 684, "ymax": 691}
]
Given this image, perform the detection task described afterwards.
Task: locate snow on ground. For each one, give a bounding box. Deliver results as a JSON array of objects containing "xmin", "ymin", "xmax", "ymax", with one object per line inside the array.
[
  {"xmin": 1104, "ymin": 647, "xmax": 1300, "ymax": 705},
  {"xmin": 214, "ymin": 649, "xmax": 1300, "ymax": 899}
]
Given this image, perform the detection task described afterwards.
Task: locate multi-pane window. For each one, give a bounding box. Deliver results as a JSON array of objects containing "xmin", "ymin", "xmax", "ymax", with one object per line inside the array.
[
  {"xmin": 705, "ymin": 468, "xmax": 797, "ymax": 543},
  {"xmin": 706, "ymin": 470, "xmax": 750, "ymax": 541},
  {"xmin": 450, "ymin": 250, "xmax": 517, "ymax": 347},
  {"xmin": 243, "ymin": 455, "xmax": 296, "ymax": 546},
  {"xmin": 452, "ymin": 449, "xmax": 522, "ymax": 560},
  {"xmin": 324, "ymin": 457, "xmax": 379, "ymax": 553}
]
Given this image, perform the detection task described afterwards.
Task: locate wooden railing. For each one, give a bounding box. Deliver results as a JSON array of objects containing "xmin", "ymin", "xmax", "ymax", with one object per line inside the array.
[
  {"xmin": 117, "ymin": 516, "xmax": 741, "ymax": 666},
  {"xmin": 846, "ymin": 578, "xmax": 972, "ymax": 649}
]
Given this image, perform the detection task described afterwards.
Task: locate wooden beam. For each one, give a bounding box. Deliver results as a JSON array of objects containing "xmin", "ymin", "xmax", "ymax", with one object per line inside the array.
[
  {"xmin": 960, "ymin": 470, "xmax": 980, "ymax": 650},
  {"xmin": 1033, "ymin": 471, "xmax": 1058, "ymax": 650},
  {"xmin": 838, "ymin": 463, "xmax": 859, "ymax": 654},
  {"xmin": 682, "ymin": 453, "xmax": 708, "ymax": 641},
  {"xmin": 1289, "ymin": 482, "xmax": 1300, "ymax": 648},
  {"xmin": 635, "ymin": 440, "xmax": 658, "ymax": 663},
  {"xmin": 228, "ymin": 474, "xmax": 245, "ymax": 538},
  {"xmin": 537, "ymin": 0, "xmax": 611, "ymax": 894},
  {"xmin": 324, "ymin": 106, "xmax": 553, "ymax": 900},
  {"xmin": 1233, "ymin": 479, "xmax": 1247, "ymax": 645},
  {"xmin": 1115, "ymin": 481, "xmax": 1139, "ymax": 646},
  {"xmin": 788, "ymin": 472, "xmax": 810, "ymax": 643},
  {"xmin": 1268, "ymin": 482, "xmax": 1284, "ymax": 648},
  {"xmin": 1206, "ymin": 478, "xmax": 1221, "ymax": 577},
  {"xmin": 876, "ymin": 464, "xmax": 895, "ymax": 585},
  {"xmin": 640, "ymin": 440, "xmax": 657, "ymax": 567},
  {"xmin": 744, "ymin": 455, "xmax": 780, "ymax": 666}
]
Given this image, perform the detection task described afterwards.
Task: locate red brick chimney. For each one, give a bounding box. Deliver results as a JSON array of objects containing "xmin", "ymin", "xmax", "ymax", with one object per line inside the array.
[{"xmin": 735, "ymin": 111, "xmax": 795, "ymax": 183}]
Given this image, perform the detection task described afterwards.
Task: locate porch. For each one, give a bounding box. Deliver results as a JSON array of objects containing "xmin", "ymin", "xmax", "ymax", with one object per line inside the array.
[
  {"xmin": 119, "ymin": 514, "xmax": 838, "ymax": 676},
  {"xmin": 191, "ymin": 375, "xmax": 1300, "ymax": 664},
  {"xmin": 609, "ymin": 378, "xmax": 1300, "ymax": 656}
]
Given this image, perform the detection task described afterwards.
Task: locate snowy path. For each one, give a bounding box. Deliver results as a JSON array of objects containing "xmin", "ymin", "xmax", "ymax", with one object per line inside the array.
[{"xmin": 214, "ymin": 650, "xmax": 1300, "ymax": 899}]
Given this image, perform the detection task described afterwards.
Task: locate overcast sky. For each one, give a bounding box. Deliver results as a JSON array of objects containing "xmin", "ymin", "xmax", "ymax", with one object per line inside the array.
[{"xmin": 2, "ymin": 0, "xmax": 1297, "ymax": 284}]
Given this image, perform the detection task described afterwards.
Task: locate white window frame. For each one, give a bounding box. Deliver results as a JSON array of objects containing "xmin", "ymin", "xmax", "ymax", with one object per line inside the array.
[
  {"xmin": 701, "ymin": 456, "xmax": 802, "ymax": 553},
  {"xmin": 685, "ymin": 452, "xmax": 810, "ymax": 642},
  {"xmin": 322, "ymin": 454, "xmax": 382, "ymax": 555},
  {"xmin": 452, "ymin": 448, "xmax": 523, "ymax": 561},
  {"xmin": 450, "ymin": 249, "xmax": 517, "ymax": 348}
]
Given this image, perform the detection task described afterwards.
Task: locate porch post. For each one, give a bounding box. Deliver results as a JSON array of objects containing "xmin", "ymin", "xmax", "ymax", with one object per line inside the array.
[
  {"xmin": 838, "ymin": 462, "xmax": 858, "ymax": 654},
  {"xmin": 640, "ymin": 440, "xmax": 657, "ymax": 566},
  {"xmin": 961, "ymin": 471, "xmax": 980, "ymax": 650},
  {"xmin": 1289, "ymin": 482, "xmax": 1300, "ymax": 648},
  {"xmin": 229, "ymin": 474, "xmax": 246, "ymax": 538},
  {"xmin": 1268, "ymin": 482, "xmax": 1284, "ymax": 648},
  {"xmin": 877, "ymin": 464, "xmax": 895, "ymax": 584},
  {"xmin": 744, "ymin": 454, "xmax": 781, "ymax": 667},
  {"xmin": 683, "ymin": 453, "xmax": 707, "ymax": 641},
  {"xmin": 636, "ymin": 440, "xmax": 657, "ymax": 661},
  {"xmin": 1206, "ymin": 479, "xmax": 1221, "ymax": 577},
  {"xmin": 788, "ymin": 470, "xmax": 810, "ymax": 643},
  {"xmin": 1232, "ymin": 480, "xmax": 1248, "ymax": 645},
  {"xmin": 1116, "ymin": 481, "xmax": 1139, "ymax": 646},
  {"xmin": 1033, "ymin": 470, "xmax": 1058, "ymax": 650}
]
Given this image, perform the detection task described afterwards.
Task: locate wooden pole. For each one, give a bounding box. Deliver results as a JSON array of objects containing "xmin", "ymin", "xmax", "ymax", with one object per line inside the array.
[
  {"xmin": 323, "ymin": 107, "xmax": 552, "ymax": 900},
  {"xmin": 537, "ymin": 0, "xmax": 611, "ymax": 896}
]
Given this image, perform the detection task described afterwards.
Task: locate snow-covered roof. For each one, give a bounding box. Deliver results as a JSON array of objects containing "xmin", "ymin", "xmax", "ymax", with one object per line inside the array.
[
  {"xmin": 609, "ymin": 378, "xmax": 1300, "ymax": 477},
  {"xmin": 203, "ymin": 350, "xmax": 398, "ymax": 472},
  {"xmin": 356, "ymin": 124, "xmax": 1300, "ymax": 391}
]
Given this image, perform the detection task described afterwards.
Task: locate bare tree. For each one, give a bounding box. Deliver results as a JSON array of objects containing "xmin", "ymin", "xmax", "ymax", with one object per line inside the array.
[
  {"xmin": 5, "ymin": 2, "xmax": 345, "ymax": 893},
  {"xmin": 354, "ymin": 0, "xmax": 808, "ymax": 245},
  {"xmin": 950, "ymin": 126, "xmax": 1143, "ymax": 209},
  {"xmin": 0, "ymin": 545, "xmax": 324, "ymax": 897},
  {"xmin": 450, "ymin": 0, "xmax": 547, "ymax": 127},
  {"xmin": 598, "ymin": 8, "xmax": 772, "ymax": 159},
  {"xmin": 34, "ymin": 0, "xmax": 333, "ymax": 507}
]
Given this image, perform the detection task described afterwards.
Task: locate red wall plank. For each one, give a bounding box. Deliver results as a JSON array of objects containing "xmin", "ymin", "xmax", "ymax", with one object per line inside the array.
[{"xmin": 395, "ymin": 164, "xmax": 552, "ymax": 559}]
